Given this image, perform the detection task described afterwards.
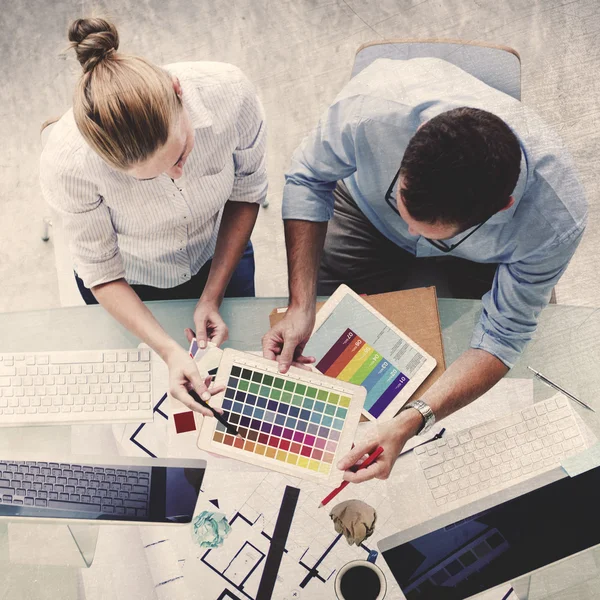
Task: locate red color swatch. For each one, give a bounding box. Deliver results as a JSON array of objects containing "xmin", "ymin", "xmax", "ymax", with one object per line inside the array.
[{"xmin": 174, "ymin": 411, "xmax": 196, "ymax": 434}]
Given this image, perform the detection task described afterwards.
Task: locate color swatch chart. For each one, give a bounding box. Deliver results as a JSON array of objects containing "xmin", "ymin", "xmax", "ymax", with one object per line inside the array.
[
  {"xmin": 316, "ymin": 327, "xmax": 409, "ymax": 419},
  {"xmin": 198, "ymin": 351, "xmax": 364, "ymax": 484}
]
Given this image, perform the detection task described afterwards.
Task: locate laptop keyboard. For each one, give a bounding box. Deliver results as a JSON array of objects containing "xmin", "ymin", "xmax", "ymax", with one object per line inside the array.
[
  {"xmin": 0, "ymin": 460, "xmax": 151, "ymax": 517},
  {"xmin": 416, "ymin": 396, "xmax": 586, "ymax": 507}
]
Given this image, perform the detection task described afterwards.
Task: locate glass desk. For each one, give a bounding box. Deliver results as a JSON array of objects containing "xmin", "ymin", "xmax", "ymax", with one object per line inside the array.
[{"xmin": 0, "ymin": 298, "xmax": 598, "ymax": 599}]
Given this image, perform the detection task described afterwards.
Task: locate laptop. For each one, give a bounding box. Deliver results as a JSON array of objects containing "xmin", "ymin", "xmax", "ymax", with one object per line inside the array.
[
  {"xmin": 378, "ymin": 465, "xmax": 600, "ymax": 599},
  {"xmin": 0, "ymin": 453, "xmax": 205, "ymax": 526}
]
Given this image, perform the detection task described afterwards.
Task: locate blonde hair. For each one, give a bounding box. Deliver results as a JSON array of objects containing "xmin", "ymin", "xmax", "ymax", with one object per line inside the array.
[{"xmin": 68, "ymin": 17, "xmax": 182, "ymax": 170}]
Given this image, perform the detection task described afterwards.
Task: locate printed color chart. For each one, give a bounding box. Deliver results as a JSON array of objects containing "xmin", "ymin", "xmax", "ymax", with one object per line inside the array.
[
  {"xmin": 317, "ymin": 328, "xmax": 408, "ymax": 419},
  {"xmin": 197, "ymin": 350, "xmax": 365, "ymax": 484}
]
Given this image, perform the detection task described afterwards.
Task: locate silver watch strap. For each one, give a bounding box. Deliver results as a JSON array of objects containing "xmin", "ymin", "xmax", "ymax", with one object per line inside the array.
[{"xmin": 402, "ymin": 400, "xmax": 435, "ymax": 435}]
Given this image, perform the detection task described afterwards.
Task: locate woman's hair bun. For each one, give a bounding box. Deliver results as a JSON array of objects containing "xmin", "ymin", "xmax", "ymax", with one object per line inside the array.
[{"xmin": 68, "ymin": 18, "xmax": 119, "ymax": 73}]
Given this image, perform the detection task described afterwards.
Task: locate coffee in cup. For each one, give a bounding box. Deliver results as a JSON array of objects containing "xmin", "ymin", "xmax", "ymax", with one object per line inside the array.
[{"xmin": 334, "ymin": 554, "xmax": 387, "ymax": 600}]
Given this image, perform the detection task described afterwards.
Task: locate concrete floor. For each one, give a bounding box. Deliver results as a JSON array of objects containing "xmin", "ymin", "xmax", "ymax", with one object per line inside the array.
[
  {"xmin": 1, "ymin": 1, "xmax": 600, "ymax": 595},
  {"xmin": 2, "ymin": 0, "xmax": 600, "ymax": 311}
]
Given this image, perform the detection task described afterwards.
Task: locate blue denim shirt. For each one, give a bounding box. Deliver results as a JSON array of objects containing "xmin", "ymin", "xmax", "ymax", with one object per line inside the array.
[{"xmin": 282, "ymin": 58, "xmax": 587, "ymax": 368}]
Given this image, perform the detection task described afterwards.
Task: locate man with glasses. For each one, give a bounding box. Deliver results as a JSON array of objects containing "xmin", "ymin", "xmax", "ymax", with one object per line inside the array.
[{"xmin": 262, "ymin": 57, "xmax": 587, "ymax": 482}]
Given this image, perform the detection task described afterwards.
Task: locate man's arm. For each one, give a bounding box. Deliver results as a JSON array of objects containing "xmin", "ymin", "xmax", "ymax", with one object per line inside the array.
[
  {"xmin": 286, "ymin": 220, "xmax": 328, "ymax": 311},
  {"xmin": 339, "ymin": 348, "xmax": 508, "ymax": 482},
  {"xmin": 262, "ymin": 220, "xmax": 327, "ymax": 371},
  {"xmin": 262, "ymin": 98, "xmax": 362, "ymax": 371},
  {"xmin": 340, "ymin": 229, "xmax": 586, "ymax": 482}
]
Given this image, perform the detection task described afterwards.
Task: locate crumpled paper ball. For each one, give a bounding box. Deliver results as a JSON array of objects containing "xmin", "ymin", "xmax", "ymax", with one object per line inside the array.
[
  {"xmin": 191, "ymin": 511, "xmax": 231, "ymax": 548},
  {"xmin": 329, "ymin": 499, "xmax": 377, "ymax": 546}
]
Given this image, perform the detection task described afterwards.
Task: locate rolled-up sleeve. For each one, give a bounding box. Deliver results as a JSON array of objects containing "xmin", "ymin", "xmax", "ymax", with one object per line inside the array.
[
  {"xmin": 39, "ymin": 148, "xmax": 124, "ymax": 288},
  {"xmin": 282, "ymin": 97, "xmax": 361, "ymax": 222},
  {"xmin": 229, "ymin": 75, "xmax": 268, "ymax": 205},
  {"xmin": 471, "ymin": 225, "xmax": 586, "ymax": 368}
]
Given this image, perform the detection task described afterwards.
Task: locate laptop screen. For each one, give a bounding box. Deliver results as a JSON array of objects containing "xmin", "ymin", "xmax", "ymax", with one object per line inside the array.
[{"xmin": 380, "ymin": 467, "xmax": 600, "ymax": 599}]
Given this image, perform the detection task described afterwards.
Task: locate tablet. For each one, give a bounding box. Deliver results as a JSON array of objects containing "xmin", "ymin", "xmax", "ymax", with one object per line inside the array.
[
  {"xmin": 197, "ymin": 349, "xmax": 365, "ymax": 484},
  {"xmin": 304, "ymin": 285, "xmax": 437, "ymax": 421}
]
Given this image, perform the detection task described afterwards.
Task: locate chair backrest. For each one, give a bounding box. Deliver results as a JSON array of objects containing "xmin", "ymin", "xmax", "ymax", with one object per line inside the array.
[{"xmin": 352, "ymin": 39, "xmax": 521, "ymax": 101}]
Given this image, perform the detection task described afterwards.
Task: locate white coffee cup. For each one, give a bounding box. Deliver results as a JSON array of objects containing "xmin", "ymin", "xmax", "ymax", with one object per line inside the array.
[{"xmin": 334, "ymin": 557, "xmax": 387, "ymax": 600}]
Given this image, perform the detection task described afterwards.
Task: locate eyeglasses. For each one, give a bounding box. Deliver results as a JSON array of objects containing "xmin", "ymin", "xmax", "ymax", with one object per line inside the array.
[{"xmin": 384, "ymin": 167, "xmax": 491, "ymax": 253}]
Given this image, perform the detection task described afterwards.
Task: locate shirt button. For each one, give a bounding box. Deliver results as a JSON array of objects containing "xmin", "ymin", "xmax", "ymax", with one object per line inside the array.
[{"xmin": 179, "ymin": 247, "xmax": 183, "ymax": 251}]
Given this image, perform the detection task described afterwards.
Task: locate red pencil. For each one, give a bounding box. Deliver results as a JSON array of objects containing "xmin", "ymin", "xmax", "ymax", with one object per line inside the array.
[{"xmin": 318, "ymin": 446, "xmax": 384, "ymax": 508}]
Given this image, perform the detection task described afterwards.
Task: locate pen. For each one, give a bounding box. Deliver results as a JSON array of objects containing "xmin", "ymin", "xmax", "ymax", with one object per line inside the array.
[
  {"xmin": 527, "ymin": 366, "xmax": 595, "ymax": 412},
  {"xmin": 396, "ymin": 427, "xmax": 447, "ymax": 459},
  {"xmin": 188, "ymin": 388, "xmax": 244, "ymax": 438},
  {"xmin": 318, "ymin": 446, "xmax": 384, "ymax": 508}
]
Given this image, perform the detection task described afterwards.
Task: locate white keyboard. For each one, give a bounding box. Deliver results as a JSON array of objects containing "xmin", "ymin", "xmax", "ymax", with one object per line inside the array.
[
  {"xmin": 0, "ymin": 349, "xmax": 154, "ymax": 426},
  {"xmin": 416, "ymin": 396, "xmax": 586, "ymax": 507}
]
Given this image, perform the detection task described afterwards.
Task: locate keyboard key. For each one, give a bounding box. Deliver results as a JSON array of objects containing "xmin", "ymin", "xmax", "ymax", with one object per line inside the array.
[
  {"xmin": 48, "ymin": 500, "xmax": 101, "ymax": 512},
  {"xmin": 421, "ymin": 455, "xmax": 444, "ymax": 470},
  {"xmin": 424, "ymin": 466, "xmax": 443, "ymax": 481}
]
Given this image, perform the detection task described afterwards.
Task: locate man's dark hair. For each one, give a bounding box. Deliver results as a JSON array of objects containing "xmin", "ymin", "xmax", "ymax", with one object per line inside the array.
[{"xmin": 399, "ymin": 107, "xmax": 521, "ymax": 229}]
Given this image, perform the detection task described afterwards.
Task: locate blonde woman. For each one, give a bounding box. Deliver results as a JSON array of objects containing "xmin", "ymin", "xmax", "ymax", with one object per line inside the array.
[{"xmin": 40, "ymin": 18, "xmax": 267, "ymax": 414}]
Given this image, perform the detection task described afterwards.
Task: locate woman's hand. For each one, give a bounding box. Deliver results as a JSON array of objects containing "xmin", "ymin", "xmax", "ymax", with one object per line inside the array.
[
  {"xmin": 164, "ymin": 344, "xmax": 224, "ymax": 415},
  {"xmin": 337, "ymin": 410, "xmax": 423, "ymax": 483},
  {"xmin": 193, "ymin": 299, "xmax": 228, "ymax": 349}
]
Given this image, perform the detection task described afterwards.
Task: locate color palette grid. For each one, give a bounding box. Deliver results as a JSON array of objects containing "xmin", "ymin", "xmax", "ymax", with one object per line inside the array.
[
  {"xmin": 212, "ymin": 364, "xmax": 352, "ymax": 477},
  {"xmin": 316, "ymin": 328, "xmax": 409, "ymax": 419}
]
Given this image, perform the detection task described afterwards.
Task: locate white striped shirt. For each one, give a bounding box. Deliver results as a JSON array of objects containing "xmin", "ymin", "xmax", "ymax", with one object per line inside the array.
[{"xmin": 40, "ymin": 62, "xmax": 267, "ymax": 289}]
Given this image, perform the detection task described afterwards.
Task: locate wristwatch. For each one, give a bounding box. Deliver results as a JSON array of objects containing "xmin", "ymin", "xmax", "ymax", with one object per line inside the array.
[{"xmin": 401, "ymin": 400, "xmax": 436, "ymax": 435}]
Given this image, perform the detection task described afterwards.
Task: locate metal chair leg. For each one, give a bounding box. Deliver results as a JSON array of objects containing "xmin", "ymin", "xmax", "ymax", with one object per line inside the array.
[{"xmin": 42, "ymin": 217, "xmax": 53, "ymax": 242}]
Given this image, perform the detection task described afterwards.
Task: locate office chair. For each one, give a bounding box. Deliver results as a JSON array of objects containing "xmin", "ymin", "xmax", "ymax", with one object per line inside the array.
[
  {"xmin": 352, "ymin": 38, "xmax": 520, "ymax": 99},
  {"xmin": 347, "ymin": 39, "xmax": 559, "ymax": 303}
]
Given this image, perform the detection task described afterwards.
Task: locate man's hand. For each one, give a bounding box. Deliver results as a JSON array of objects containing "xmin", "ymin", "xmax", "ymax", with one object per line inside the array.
[
  {"xmin": 164, "ymin": 345, "xmax": 224, "ymax": 415},
  {"xmin": 337, "ymin": 410, "xmax": 423, "ymax": 483},
  {"xmin": 262, "ymin": 306, "xmax": 317, "ymax": 373},
  {"xmin": 193, "ymin": 299, "xmax": 228, "ymax": 349}
]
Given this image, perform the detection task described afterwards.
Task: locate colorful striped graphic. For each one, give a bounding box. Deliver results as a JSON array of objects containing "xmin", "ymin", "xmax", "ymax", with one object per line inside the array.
[{"xmin": 316, "ymin": 329, "xmax": 409, "ymax": 419}]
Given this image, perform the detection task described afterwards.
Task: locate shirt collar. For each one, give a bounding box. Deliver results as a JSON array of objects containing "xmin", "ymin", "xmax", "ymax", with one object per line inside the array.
[
  {"xmin": 486, "ymin": 148, "xmax": 528, "ymax": 225},
  {"xmin": 182, "ymin": 87, "xmax": 213, "ymax": 130}
]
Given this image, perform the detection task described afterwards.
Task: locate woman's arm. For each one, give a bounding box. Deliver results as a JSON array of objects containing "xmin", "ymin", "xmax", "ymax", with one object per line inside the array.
[
  {"xmin": 40, "ymin": 135, "xmax": 220, "ymax": 414},
  {"xmin": 92, "ymin": 279, "xmax": 222, "ymax": 415},
  {"xmin": 193, "ymin": 201, "xmax": 259, "ymax": 347}
]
